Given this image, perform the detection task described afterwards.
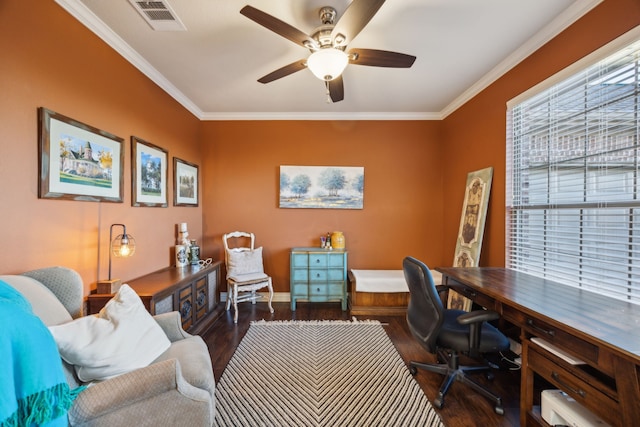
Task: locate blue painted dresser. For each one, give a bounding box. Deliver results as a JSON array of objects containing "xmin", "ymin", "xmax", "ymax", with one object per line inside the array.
[{"xmin": 290, "ymin": 247, "xmax": 347, "ymax": 311}]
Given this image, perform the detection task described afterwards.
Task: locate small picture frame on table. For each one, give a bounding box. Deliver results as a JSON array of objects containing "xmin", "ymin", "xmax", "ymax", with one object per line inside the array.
[{"xmin": 174, "ymin": 157, "xmax": 199, "ymax": 207}]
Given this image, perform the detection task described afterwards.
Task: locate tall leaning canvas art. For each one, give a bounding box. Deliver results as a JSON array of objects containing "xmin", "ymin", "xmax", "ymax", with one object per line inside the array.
[{"xmin": 448, "ymin": 166, "xmax": 494, "ymax": 311}]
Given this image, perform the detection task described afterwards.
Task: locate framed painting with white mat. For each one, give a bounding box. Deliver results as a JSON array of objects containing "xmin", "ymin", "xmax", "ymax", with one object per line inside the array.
[{"xmin": 448, "ymin": 166, "xmax": 493, "ymax": 311}]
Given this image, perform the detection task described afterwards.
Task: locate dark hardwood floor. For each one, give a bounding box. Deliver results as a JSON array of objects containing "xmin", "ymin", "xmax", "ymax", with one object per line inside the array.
[{"xmin": 201, "ymin": 302, "xmax": 521, "ymax": 427}]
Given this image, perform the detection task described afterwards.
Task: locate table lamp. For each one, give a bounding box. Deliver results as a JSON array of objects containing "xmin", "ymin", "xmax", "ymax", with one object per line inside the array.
[{"xmin": 97, "ymin": 223, "xmax": 136, "ymax": 294}]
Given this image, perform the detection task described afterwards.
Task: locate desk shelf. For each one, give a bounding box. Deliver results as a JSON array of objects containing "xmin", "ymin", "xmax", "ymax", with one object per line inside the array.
[{"xmin": 524, "ymin": 340, "xmax": 618, "ymax": 426}]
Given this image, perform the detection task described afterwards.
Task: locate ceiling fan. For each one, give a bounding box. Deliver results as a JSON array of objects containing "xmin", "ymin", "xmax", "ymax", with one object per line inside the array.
[{"xmin": 240, "ymin": 0, "xmax": 416, "ymax": 103}]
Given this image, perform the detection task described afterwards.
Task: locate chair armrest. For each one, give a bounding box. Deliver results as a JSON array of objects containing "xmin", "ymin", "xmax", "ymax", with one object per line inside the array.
[
  {"xmin": 153, "ymin": 312, "xmax": 192, "ymax": 342},
  {"xmin": 68, "ymin": 359, "xmax": 210, "ymax": 425},
  {"xmin": 456, "ymin": 309, "xmax": 500, "ymax": 325},
  {"xmin": 456, "ymin": 309, "xmax": 501, "ymax": 355}
]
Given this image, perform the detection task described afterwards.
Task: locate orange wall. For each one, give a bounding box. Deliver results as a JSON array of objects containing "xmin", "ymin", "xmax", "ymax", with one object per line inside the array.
[
  {"xmin": 0, "ymin": 0, "xmax": 203, "ymax": 290},
  {"xmin": 2, "ymin": 0, "xmax": 639, "ymax": 298},
  {"xmin": 440, "ymin": 0, "xmax": 640, "ymax": 267},
  {"xmin": 201, "ymin": 121, "xmax": 444, "ymax": 292}
]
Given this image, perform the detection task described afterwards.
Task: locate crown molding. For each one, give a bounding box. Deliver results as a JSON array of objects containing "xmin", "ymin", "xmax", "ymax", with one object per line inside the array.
[
  {"xmin": 440, "ymin": 0, "xmax": 603, "ymax": 119},
  {"xmin": 198, "ymin": 111, "xmax": 442, "ymax": 121},
  {"xmin": 55, "ymin": 0, "xmax": 204, "ymax": 118},
  {"xmin": 56, "ymin": 0, "xmax": 601, "ymax": 121}
]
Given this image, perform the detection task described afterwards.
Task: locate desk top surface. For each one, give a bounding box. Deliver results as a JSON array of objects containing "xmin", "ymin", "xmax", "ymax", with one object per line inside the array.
[{"xmin": 437, "ymin": 267, "xmax": 640, "ymax": 362}]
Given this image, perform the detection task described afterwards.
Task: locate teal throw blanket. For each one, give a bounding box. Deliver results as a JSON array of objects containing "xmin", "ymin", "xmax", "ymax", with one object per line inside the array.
[{"xmin": 0, "ymin": 280, "xmax": 80, "ymax": 426}]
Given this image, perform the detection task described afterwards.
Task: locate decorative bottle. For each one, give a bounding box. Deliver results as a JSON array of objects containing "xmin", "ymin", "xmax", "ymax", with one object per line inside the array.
[{"xmin": 190, "ymin": 239, "xmax": 200, "ymax": 265}]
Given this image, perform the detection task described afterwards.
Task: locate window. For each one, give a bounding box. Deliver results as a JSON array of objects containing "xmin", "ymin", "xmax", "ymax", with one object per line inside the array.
[{"xmin": 507, "ymin": 34, "xmax": 640, "ymax": 304}]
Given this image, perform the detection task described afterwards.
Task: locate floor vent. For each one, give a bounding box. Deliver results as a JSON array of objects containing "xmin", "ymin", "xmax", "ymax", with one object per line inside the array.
[{"xmin": 128, "ymin": 0, "xmax": 186, "ymax": 31}]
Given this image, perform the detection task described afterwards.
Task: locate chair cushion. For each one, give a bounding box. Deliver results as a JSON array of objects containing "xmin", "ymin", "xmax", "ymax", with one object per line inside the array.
[
  {"xmin": 228, "ymin": 272, "xmax": 269, "ymax": 283},
  {"xmin": 0, "ymin": 275, "xmax": 72, "ymax": 326},
  {"xmin": 49, "ymin": 284, "xmax": 171, "ymax": 382},
  {"xmin": 227, "ymin": 246, "xmax": 264, "ymax": 277}
]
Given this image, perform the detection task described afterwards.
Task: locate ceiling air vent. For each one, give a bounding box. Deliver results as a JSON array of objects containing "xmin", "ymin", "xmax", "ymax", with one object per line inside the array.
[{"xmin": 128, "ymin": 0, "xmax": 186, "ymax": 31}]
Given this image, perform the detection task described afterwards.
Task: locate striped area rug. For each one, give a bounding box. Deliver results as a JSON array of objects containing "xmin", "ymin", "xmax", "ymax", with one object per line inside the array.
[{"xmin": 214, "ymin": 320, "xmax": 445, "ymax": 427}]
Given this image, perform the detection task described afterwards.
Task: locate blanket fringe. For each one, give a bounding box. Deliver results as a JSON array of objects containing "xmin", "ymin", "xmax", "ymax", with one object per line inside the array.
[{"xmin": 0, "ymin": 383, "xmax": 84, "ymax": 427}]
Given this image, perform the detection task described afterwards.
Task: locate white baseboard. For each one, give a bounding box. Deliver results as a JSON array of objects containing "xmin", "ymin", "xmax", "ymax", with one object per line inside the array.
[{"xmin": 220, "ymin": 291, "xmax": 352, "ymax": 304}]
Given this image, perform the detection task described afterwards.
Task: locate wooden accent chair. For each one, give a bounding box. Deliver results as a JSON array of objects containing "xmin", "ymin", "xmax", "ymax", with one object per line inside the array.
[{"xmin": 222, "ymin": 231, "xmax": 274, "ymax": 323}]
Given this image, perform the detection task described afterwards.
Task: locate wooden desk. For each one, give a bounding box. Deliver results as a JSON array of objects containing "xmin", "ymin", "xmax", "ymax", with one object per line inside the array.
[{"xmin": 437, "ymin": 267, "xmax": 640, "ymax": 427}]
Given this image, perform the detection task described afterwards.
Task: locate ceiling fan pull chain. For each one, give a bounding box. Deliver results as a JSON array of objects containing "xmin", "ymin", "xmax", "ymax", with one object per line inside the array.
[{"xmin": 325, "ymin": 81, "xmax": 332, "ymax": 103}]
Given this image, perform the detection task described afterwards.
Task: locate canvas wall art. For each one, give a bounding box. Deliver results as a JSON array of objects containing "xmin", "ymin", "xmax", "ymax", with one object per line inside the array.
[{"xmin": 279, "ymin": 165, "xmax": 364, "ymax": 209}]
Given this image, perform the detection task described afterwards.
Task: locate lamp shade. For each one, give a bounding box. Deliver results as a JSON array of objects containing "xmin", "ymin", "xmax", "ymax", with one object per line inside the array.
[
  {"xmin": 307, "ymin": 48, "xmax": 349, "ymax": 81},
  {"xmin": 107, "ymin": 223, "xmax": 135, "ymax": 281},
  {"xmin": 111, "ymin": 233, "xmax": 136, "ymax": 258}
]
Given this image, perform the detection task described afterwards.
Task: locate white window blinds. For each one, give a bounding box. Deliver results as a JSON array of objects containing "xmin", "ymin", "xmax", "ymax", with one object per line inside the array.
[{"xmin": 507, "ymin": 38, "xmax": 640, "ymax": 304}]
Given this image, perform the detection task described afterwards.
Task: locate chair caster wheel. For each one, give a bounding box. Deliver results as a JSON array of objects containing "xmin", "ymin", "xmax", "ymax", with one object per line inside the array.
[
  {"xmin": 494, "ymin": 405, "xmax": 504, "ymax": 415},
  {"xmin": 434, "ymin": 397, "xmax": 444, "ymax": 409},
  {"xmin": 409, "ymin": 365, "xmax": 417, "ymax": 376}
]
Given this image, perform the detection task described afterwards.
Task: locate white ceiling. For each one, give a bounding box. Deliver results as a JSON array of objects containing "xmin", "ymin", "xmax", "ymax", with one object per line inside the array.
[{"xmin": 56, "ymin": 0, "xmax": 601, "ymax": 120}]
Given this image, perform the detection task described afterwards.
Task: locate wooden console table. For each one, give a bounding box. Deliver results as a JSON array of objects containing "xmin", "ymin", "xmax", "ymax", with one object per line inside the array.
[
  {"xmin": 88, "ymin": 261, "xmax": 223, "ymax": 335},
  {"xmin": 437, "ymin": 267, "xmax": 640, "ymax": 427}
]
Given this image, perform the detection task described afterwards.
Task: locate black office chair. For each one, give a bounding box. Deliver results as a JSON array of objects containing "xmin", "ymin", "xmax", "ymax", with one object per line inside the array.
[{"xmin": 403, "ymin": 256, "xmax": 509, "ymax": 415}]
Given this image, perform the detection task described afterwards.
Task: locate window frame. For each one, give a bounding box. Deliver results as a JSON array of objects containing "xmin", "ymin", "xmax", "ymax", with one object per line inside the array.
[{"xmin": 506, "ymin": 26, "xmax": 640, "ymax": 305}]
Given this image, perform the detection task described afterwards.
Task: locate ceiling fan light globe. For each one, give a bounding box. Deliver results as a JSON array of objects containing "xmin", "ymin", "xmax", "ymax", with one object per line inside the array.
[{"xmin": 307, "ymin": 48, "xmax": 348, "ymax": 81}]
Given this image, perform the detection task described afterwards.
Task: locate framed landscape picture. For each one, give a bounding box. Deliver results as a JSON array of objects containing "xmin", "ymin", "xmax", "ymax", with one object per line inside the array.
[
  {"xmin": 38, "ymin": 107, "xmax": 124, "ymax": 202},
  {"xmin": 174, "ymin": 157, "xmax": 198, "ymax": 206},
  {"xmin": 131, "ymin": 136, "xmax": 168, "ymax": 207},
  {"xmin": 279, "ymin": 165, "xmax": 364, "ymax": 209}
]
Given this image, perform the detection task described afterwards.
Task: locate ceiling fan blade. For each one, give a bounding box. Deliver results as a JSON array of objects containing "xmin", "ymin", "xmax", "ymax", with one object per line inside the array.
[
  {"xmin": 348, "ymin": 48, "xmax": 416, "ymax": 68},
  {"xmin": 257, "ymin": 60, "xmax": 307, "ymax": 84},
  {"xmin": 328, "ymin": 76, "xmax": 344, "ymax": 103},
  {"xmin": 331, "ymin": 0, "xmax": 386, "ymax": 47},
  {"xmin": 241, "ymin": 6, "xmax": 317, "ymax": 49}
]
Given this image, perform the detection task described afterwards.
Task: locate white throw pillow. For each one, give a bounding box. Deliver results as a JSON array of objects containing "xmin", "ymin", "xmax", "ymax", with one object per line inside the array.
[
  {"xmin": 227, "ymin": 247, "xmax": 264, "ymax": 278},
  {"xmin": 49, "ymin": 284, "xmax": 171, "ymax": 382}
]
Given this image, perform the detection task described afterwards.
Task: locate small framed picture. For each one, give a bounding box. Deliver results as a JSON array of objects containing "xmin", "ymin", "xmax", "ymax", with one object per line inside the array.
[
  {"xmin": 131, "ymin": 136, "xmax": 168, "ymax": 207},
  {"xmin": 38, "ymin": 107, "xmax": 124, "ymax": 202},
  {"xmin": 174, "ymin": 157, "xmax": 199, "ymax": 206}
]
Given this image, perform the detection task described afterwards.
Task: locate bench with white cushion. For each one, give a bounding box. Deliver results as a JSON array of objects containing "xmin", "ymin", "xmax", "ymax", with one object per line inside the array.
[{"xmin": 348, "ymin": 269, "xmax": 442, "ymax": 315}]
